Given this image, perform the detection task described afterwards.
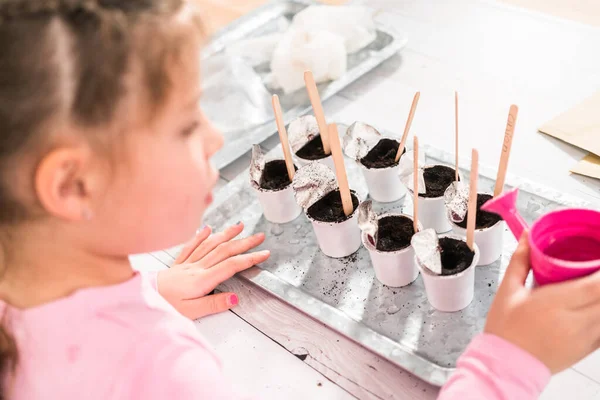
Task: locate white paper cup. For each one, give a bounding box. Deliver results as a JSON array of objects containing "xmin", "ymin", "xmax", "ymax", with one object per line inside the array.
[
  {"xmin": 452, "ymin": 220, "xmax": 504, "ymax": 266},
  {"xmin": 308, "ymin": 206, "xmax": 361, "ymax": 258},
  {"xmin": 417, "ymin": 235, "xmax": 480, "ymax": 312},
  {"xmin": 413, "ymin": 165, "xmax": 459, "ymax": 233},
  {"xmin": 417, "ymin": 195, "xmax": 453, "ymax": 234},
  {"xmin": 362, "ymin": 214, "xmax": 421, "ymax": 287},
  {"xmin": 361, "ymin": 164, "xmax": 406, "ymax": 203},
  {"xmin": 255, "ymin": 184, "xmax": 302, "ymax": 224},
  {"xmin": 296, "ymin": 154, "xmax": 335, "ymax": 171}
]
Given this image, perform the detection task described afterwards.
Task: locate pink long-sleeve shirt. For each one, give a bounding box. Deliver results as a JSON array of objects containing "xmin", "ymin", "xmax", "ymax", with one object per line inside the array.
[
  {"xmin": 438, "ymin": 334, "xmax": 551, "ymax": 399},
  {"xmin": 1, "ymin": 271, "xmax": 550, "ymax": 399}
]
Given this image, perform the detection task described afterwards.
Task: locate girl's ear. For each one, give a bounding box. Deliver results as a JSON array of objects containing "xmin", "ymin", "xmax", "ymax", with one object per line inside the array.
[{"xmin": 34, "ymin": 146, "xmax": 99, "ymax": 221}]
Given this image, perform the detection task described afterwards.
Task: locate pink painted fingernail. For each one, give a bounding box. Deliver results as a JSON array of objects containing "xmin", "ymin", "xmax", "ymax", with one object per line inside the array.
[{"xmin": 228, "ymin": 294, "xmax": 239, "ymax": 307}]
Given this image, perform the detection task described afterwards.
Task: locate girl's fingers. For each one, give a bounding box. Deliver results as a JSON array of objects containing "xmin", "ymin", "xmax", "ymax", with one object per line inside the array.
[
  {"xmin": 199, "ymin": 233, "xmax": 266, "ymax": 269},
  {"xmin": 177, "ymin": 292, "xmax": 239, "ymax": 320},
  {"xmin": 187, "ymin": 223, "xmax": 245, "ymax": 263},
  {"xmin": 174, "ymin": 226, "xmax": 212, "ymax": 265},
  {"xmin": 200, "ymin": 250, "xmax": 271, "ymax": 290}
]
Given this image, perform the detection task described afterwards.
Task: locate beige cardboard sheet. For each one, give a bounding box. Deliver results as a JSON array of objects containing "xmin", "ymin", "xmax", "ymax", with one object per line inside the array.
[
  {"xmin": 571, "ymin": 154, "xmax": 600, "ymax": 181},
  {"xmin": 538, "ymin": 92, "xmax": 600, "ymax": 157},
  {"xmin": 539, "ymin": 92, "xmax": 600, "ymax": 180}
]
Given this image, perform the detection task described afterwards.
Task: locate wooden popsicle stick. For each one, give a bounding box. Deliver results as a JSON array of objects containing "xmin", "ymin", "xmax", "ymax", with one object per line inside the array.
[
  {"xmin": 494, "ymin": 105, "xmax": 519, "ymax": 197},
  {"xmin": 413, "ymin": 136, "xmax": 420, "ymax": 233},
  {"xmin": 455, "ymin": 91, "xmax": 459, "ymax": 181},
  {"xmin": 304, "ymin": 71, "xmax": 331, "ymax": 155},
  {"xmin": 272, "ymin": 95, "xmax": 295, "ymax": 181},
  {"xmin": 328, "ymin": 123, "xmax": 354, "ymax": 217},
  {"xmin": 395, "ymin": 92, "xmax": 421, "ymax": 162},
  {"xmin": 466, "ymin": 149, "xmax": 479, "ymax": 251}
]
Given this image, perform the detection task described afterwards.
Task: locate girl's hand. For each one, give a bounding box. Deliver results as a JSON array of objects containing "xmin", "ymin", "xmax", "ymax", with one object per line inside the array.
[
  {"xmin": 156, "ymin": 223, "xmax": 270, "ymax": 320},
  {"xmin": 485, "ymin": 232, "xmax": 600, "ymax": 374}
]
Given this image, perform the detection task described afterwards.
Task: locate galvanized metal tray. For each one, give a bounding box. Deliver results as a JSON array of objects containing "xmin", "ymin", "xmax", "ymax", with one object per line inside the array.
[
  {"xmin": 203, "ymin": 1, "xmax": 408, "ymax": 169},
  {"xmin": 168, "ymin": 123, "xmax": 592, "ymax": 386}
]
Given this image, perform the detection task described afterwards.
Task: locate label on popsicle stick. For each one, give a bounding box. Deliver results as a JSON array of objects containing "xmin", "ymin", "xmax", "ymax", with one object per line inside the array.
[
  {"xmin": 304, "ymin": 71, "xmax": 331, "ymax": 155},
  {"xmin": 329, "ymin": 123, "xmax": 354, "ymax": 216},
  {"xmin": 494, "ymin": 105, "xmax": 519, "ymax": 197}
]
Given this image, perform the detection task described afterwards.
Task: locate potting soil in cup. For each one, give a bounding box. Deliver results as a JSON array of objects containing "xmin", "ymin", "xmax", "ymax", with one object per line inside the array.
[
  {"xmin": 455, "ymin": 194, "xmax": 502, "ymax": 229},
  {"xmin": 260, "ymin": 160, "xmax": 297, "ymax": 191},
  {"xmin": 439, "ymin": 237, "xmax": 475, "ymax": 276},
  {"xmin": 360, "ymin": 139, "xmax": 402, "ymax": 169},
  {"xmin": 376, "ymin": 215, "xmax": 415, "ymax": 252},
  {"xmin": 307, "ymin": 190, "xmax": 359, "ymax": 223},
  {"xmin": 296, "ymin": 135, "xmax": 329, "ymax": 161},
  {"xmin": 422, "ymin": 166, "xmax": 457, "ymax": 198}
]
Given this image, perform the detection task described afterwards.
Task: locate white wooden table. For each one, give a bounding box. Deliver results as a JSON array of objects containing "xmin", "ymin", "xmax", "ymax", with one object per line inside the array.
[{"xmin": 134, "ymin": 1, "xmax": 600, "ymax": 398}]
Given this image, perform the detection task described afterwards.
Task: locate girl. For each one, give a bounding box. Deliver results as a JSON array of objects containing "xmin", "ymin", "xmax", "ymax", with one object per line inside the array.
[
  {"xmin": 0, "ymin": 0, "xmax": 267, "ymax": 398},
  {"xmin": 0, "ymin": 1, "xmax": 599, "ymax": 399}
]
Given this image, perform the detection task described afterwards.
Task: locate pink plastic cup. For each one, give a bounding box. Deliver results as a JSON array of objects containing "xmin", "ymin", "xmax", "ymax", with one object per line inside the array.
[{"xmin": 482, "ymin": 189, "xmax": 600, "ymax": 285}]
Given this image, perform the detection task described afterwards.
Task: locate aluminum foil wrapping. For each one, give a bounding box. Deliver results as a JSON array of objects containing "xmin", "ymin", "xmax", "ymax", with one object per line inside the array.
[
  {"xmin": 292, "ymin": 161, "xmax": 338, "ymax": 210},
  {"xmin": 288, "ymin": 115, "xmax": 321, "ymax": 153},
  {"xmin": 342, "ymin": 122, "xmax": 383, "ymax": 161},
  {"xmin": 249, "ymin": 145, "xmax": 266, "ymax": 189},
  {"xmin": 358, "ymin": 200, "xmax": 379, "ymax": 244},
  {"xmin": 201, "ymin": 54, "xmax": 273, "ymax": 135},
  {"xmin": 444, "ymin": 182, "xmax": 470, "ymax": 223},
  {"xmin": 411, "ymin": 229, "xmax": 442, "ymax": 275},
  {"xmin": 398, "ymin": 150, "xmax": 426, "ymax": 194}
]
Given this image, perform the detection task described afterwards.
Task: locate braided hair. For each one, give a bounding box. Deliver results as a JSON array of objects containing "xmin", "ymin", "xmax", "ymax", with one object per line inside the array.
[{"xmin": 0, "ymin": 1, "xmax": 202, "ymax": 396}]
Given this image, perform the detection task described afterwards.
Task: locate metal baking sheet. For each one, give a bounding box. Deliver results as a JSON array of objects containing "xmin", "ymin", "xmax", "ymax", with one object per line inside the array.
[
  {"xmin": 203, "ymin": 0, "xmax": 408, "ymax": 169},
  {"xmin": 168, "ymin": 123, "xmax": 592, "ymax": 386}
]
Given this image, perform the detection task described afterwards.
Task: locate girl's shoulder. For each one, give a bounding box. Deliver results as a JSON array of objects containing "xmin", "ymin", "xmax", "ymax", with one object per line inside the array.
[{"xmin": 7, "ymin": 272, "xmax": 225, "ymax": 400}]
